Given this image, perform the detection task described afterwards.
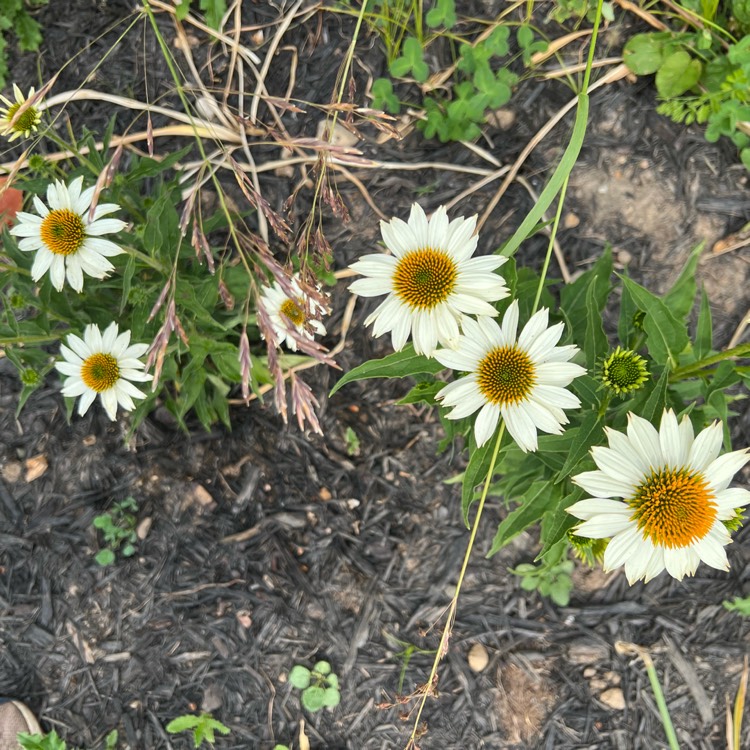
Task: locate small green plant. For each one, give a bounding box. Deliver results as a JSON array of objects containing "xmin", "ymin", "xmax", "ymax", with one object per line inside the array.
[
  {"xmin": 288, "ymin": 660, "xmax": 341, "ymax": 712},
  {"xmin": 173, "ymin": 0, "xmax": 227, "ymax": 29},
  {"xmin": 724, "ymin": 596, "xmax": 750, "ymax": 615},
  {"xmin": 385, "ymin": 634, "xmax": 438, "ymax": 694},
  {"xmin": 0, "ymin": 1, "xmax": 48, "ymax": 89},
  {"xmin": 623, "ymin": 1, "xmax": 750, "ymax": 168},
  {"xmin": 18, "ymin": 730, "xmax": 117, "ymax": 750},
  {"xmin": 511, "ymin": 558, "xmax": 575, "ymax": 607},
  {"xmin": 344, "ymin": 425, "xmax": 360, "ymax": 456},
  {"xmin": 165, "ymin": 713, "xmax": 230, "ymax": 747},
  {"xmin": 92, "ymin": 497, "xmax": 138, "ymax": 566}
]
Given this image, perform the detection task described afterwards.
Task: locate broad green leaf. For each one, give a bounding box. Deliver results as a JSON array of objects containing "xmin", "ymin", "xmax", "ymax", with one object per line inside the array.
[
  {"xmin": 487, "ymin": 480, "xmax": 560, "ymax": 557},
  {"xmin": 620, "ymin": 276, "xmax": 689, "ymax": 365},
  {"xmin": 390, "ymin": 37, "xmax": 428, "ymax": 82},
  {"xmin": 426, "ymin": 0, "xmax": 456, "ymax": 28},
  {"xmin": 313, "ymin": 660, "xmax": 331, "ymax": 675},
  {"xmin": 617, "ymin": 279, "xmax": 639, "ymax": 348},
  {"xmin": 371, "ymin": 77, "xmax": 400, "ymax": 113},
  {"xmin": 397, "ymin": 380, "xmax": 442, "ymax": 405},
  {"xmin": 662, "ymin": 242, "xmax": 703, "ymax": 322},
  {"xmin": 323, "ymin": 687, "xmax": 341, "ymax": 707},
  {"xmin": 571, "ymin": 374, "xmax": 601, "ymax": 409},
  {"xmin": 656, "ymin": 50, "xmax": 702, "ymax": 98},
  {"xmin": 695, "ymin": 287, "xmax": 712, "ymax": 359},
  {"xmin": 288, "ymin": 665, "xmax": 311, "ymax": 689},
  {"xmin": 623, "ymin": 33, "xmax": 666, "ymax": 75},
  {"xmin": 538, "ymin": 486, "xmax": 584, "ymax": 560},
  {"xmin": 330, "ymin": 346, "xmax": 444, "ymax": 396},
  {"xmin": 560, "ymin": 247, "xmax": 612, "ymax": 325},
  {"xmin": 555, "ymin": 411, "xmax": 603, "ymax": 482},
  {"xmin": 200, "ymin": 0, "xmax": 227, "ymax": 30},
  {"xmin": 95, "ymin": 549, "xmax": 116, "ymax": 566},
  {"xmin": 302, "ymin": 686, "xmax": 326, "ymax": 712}
]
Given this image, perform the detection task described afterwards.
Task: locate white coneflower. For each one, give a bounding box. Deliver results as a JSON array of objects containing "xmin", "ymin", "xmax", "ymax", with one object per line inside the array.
[
  {"xmin": 55, "ymin": 322, "xmax": 152, "ymax": 420},
  {"xmin": 568, "ymin": 409, "xmax": 750, "ymax": 584},
  {"xmin": 0, "ymin": 84, "xmax": 42, "ymax": 141},
  {"xmin": 259, "ymin": 274, "xmax": 327, "ymax": 351},
  {"xmin": 434, "ymin": 300, "xmax": 586, "ymax": 451},
  {"xmin": 10, "ymin": 176, "xmax": 126, "ymax": 292},
  {"xmin": 348, "ymin": 203, "xmax": 508, "ymax": 357}
]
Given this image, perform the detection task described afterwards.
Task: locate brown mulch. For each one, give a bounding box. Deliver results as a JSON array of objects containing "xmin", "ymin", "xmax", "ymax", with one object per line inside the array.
[{"xmin": 1, "ymin": 2, "xmax": 750, "ymax": 749}]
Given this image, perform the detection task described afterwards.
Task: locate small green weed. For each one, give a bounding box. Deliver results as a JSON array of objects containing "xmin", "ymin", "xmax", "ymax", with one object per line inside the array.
[
  {"xmin": 92, "ymin": 497, "xmax": 138, "ymax": 566},
  {"xmin": 288, "ymin": 660, "xmax": 341, "ymax": 712},
  {"xmin": 511, "ymin": 558, "xmax": 575, "ymax": 607},
  {"xmin": 724, "ymin": 596, "xmax": 750, "ymax": 615},
  {"xmin": 18, "ymin": 730, "xmax": 117, "ymax": 750},
  {"xmin": 173, "ymin": 0, "xmax": 227, "ymax": 29},
  {"xmin": 165, "ymin": 713, "xmax": 231, "ymax": 747}
]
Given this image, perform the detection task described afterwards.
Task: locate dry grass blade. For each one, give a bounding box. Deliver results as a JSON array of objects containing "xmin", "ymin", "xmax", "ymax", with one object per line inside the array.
[{"xmin": 728, "ymin": 656, "xmax": 749, "ymax": 750}]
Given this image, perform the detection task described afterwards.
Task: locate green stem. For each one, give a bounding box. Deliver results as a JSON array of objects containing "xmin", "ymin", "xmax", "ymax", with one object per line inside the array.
[
  {"xmin": 671, "ymin": 343, "xmax": 750, "ymax": 381},
  {"xmin": 0, "ymin": 334, "xmax": 60, "ymax": 346},
  {"xmin": 406, "ymin": 423, "xmax": 506, "ymax": 750},
  {"xmin": 641, "ymin": 651, "xmax": 681, "ymax": 750}
]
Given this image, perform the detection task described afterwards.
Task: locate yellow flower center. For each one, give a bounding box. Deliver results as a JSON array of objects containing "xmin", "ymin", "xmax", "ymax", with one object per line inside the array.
[
  {"xmin": 81, "ymin": 353, "xmax": 120, "ymax": 393},
  {"xmin": 5, "ymin": 102, "xmax": 40, "ymax": 133},
  {"xmin": 393, "ymin": 248, "xmax": 457, "ymax": 310},
  {"xmin": 477, "ymin": 345, "xmax": 536, "ymax": 405},
  {"xmin": 630, "ymin": 467, "xmax": 717, "ymax": 548},
  {"xmin": 40, "ymin": 209, "xmax": 86, "ymax": 256},
  {"xmin": 280, "ymin": 297, "xmax": 306, "ymax": 326}
]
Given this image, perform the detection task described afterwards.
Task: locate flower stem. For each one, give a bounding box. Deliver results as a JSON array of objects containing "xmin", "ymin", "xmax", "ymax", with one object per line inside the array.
[
  {"xmin": 671, "ymin": 343, "xmax": 750, "ymax": 381},
  {"xmin": 406, "ymin": 423, "xmax": 506, "ymax": 749}
]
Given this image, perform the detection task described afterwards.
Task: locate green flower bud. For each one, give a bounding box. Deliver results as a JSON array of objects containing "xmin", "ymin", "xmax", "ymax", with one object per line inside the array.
[{"xmin": 600, "ymin": 346, "xmax": 649, "ymax": 397}]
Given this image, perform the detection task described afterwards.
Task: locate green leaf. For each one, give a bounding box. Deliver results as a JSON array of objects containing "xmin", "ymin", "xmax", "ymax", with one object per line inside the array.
[
  {"xmin": 462, "ymin": 435, "xmax": 497, "ymax": 526},
  {"xmin": 166, "ymin": 716, "xmax": 202, "ymax": 732},
  {"xmin": 549, "ymin": 578, "xmax": 572, "ymax": 606},
  {"xmin": 330, "ymin": 346, "xmax": 444, "ymax": 396},
  {"xmin": 539, "ymin": 487, "xmax": 584, "ymax": 559},
  {"xmin": 426, "ymin": 0, "xmax": 456, "ymax": 28},
  {"xmin": 620, "ymin": 276, "xmax": 689, "ymax": 366},
  {"xmin": 200, "ymin": 0, "xmax": 227, "ymax": 30},
  {"xmin": 143, "ymin": 192, "xmax": 180, "ymax": 259},
  {"xmin": 313, "ymin": 660, "xmax": 331, "ymax": 675},
  {"xmin": 487, "ymin": 481, "xmax": 559, "ymax": 557},
  {"xmin": 95, "ymin": 548, "xmax": 116, "ymax": 566},
  {"xmin": 641, "ymin": 364, "xmax": 670, "ymax": 423},
  {"xmin": 584, "ymin": 279, "xmax": 608, "ymax": 370},
  {"xmin": 15, "ymin": 11, "xmax": 42, "ymax": 51},
  {"xmin": 560, "ymin": 247, "xmax": 612, "ymax": 326},
  {"xmin": 516, "ymin": 24, "xmax": 534, "ymax": 49},
  {"xmin": 371, "ymin": 77, "xmax": 400, "ymax": 114},
  {"xmin": 484, "ymin": 25, "xmax": 510, "ymax": 56},
  {"xmin": 397, "ymin": 380, "xmax": 442, "ymax": 405},
  {"xmin": 175, "ymin": 0, "xmax": 191, "ymax": 20},
  {"xmin": 695, "ymin": 287, "xmax": 712, "ymax": 359},
  {"xmin": 656, "ymin": 50, "xmax": 702, "ymax": 98},
  {"xmin": 623, "ymin": 33, "xmax": 666, "ymax": 75},
  {"xmin": 288, "ymin": 665, "xmax": 311, "ymax": 689},
  {"xmin": 662, "ymin": 242, "xmax": 703, "ymax": 322},
  {"xmin": 301, "ymin": 686, "xmax": 326, "ymax": 712},
  {"xmin": 390, "ymin": 37, "xmax": 429, "ymax": 82},
  {"xmin": 322, "ymin": 687, "xmax": 341, "ymax": 707},
  {"xmin": 555, "ymin": 411, "xmax": 604, "ymax": 482}
]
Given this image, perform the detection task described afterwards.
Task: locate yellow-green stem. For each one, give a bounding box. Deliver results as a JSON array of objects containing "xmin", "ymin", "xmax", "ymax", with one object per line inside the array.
[
  {"xmin": 671, "ymin": 343, "xmax": 750, "ymax": 381},
  {"xmin": 406, "ymin": 423, "xmax": 506, "ymax": 749}
]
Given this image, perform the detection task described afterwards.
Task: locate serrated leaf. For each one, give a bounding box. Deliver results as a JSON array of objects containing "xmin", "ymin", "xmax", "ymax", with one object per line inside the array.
[
  {"xmin": 330, "ymin": 346, "xmax": 444, "ymax": 396},
  {"xmin": 15, "ymin": 12, "xmax": 42, "ymax": 51},
  {"xmin": 620, "ymin": 276, "xmax": 689, "ymax": 365},
  {"xmin": 656, "ymin": 50, "xmax": 702, "ymax": 98},
  {"xmin": 166, "ymin": 716, "xmax": 202, "ymax": 732},
  {"xmin": 487, "ymin": 481, "xmax": 559, "ymax": 557}
]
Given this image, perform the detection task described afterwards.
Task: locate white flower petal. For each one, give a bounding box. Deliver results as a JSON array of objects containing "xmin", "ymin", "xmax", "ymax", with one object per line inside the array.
[
  {"xmin": 573, "ymin": 470, "xmax": 635, "ymax": 499},
  {"xmin": 474, "ymin": 402, "xmax": 500, "ymax": 447},
  {"xmin": 704, "ymin": 449, "xmax": 750, "ymax": 493},
  {"xmin": 688, "ymin": 421, "xmax": 724, "ymax": 472}
]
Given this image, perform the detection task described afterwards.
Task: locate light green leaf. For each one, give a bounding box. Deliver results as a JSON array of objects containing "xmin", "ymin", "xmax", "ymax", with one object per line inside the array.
[
  {"xmin": 662, "ymin": 242, "xmax": 703, "ymax": 322},
  {"xmin": 322, "ymin": 687, "xmax": 341, "ymax": 707},
  {"xmin": 641, "ymin": 364, "xmax": 670, "ymax": 423},
  {"xmin": 623, "ymin": 33, "xmax": 666, "ymax": 75},
  {"xmin": 695, "ymin": 287, "xmax": 713, "ymax": 359},
  {"xmin": 313, "ymin": 660, "xmax": 331, "ymax": 675},
  {"xmin": 656, "ymin": 50, "xmax": 702, "ymax": 98},
  {"xmin": 584, "ymin": 279, "xmax": 608, "ymax": 370},
  {"xmin": 330, "ymin": 346, "xmax": 444, "ymax": 396},
  {"xmin": 555, "ymin": 411, "xmax": 603, "ymax": 482},
  {"xmin": 288, "ymin": 665, "xmax": 311, "ymax": 689},
  {"xmin": 302, "ymin": 686, "xmax": 326, "ymax": 712},
  {"xmin": 462, "ymin": 435, "xmax": 497, "ymax": 526}
]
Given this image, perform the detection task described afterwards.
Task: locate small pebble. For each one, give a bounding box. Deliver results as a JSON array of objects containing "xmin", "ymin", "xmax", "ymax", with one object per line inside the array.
[
  {"xmin": 599, "ymin": 687, "xmax": 626, "ymax": 710},
  {"xmin": 467, "ymin": 643, "xmax": 490, "ymax": 673}
]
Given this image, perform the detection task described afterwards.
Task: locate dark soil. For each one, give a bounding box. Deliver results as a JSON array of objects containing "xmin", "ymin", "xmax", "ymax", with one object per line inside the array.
[{"xmin": 2, "ymin": 2, "xmax": 750, "ymax": 750}]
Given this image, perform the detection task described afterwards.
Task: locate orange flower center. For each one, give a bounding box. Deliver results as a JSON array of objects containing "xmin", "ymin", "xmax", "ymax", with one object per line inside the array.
[
  {"xmin": 477, "ymin": 345, "xmax": 535, "ymax": 405},
  {"xmin": 280, "ymin": 297, "xmax": 306, "ymax": 326},
  {"xmin": 393, "ymin": 248, "xmax": 457, "ymax": 310},
  {"xmin": 630, "ymin": 467, "xmax": 717, "ymax": 548},
  {"xmin": 40, "ymin": 208, "xmax": 86, "ymax": 256},
  {"xmin": 81, "ymin": 353, "xmax": 120, "ymax": 392}
]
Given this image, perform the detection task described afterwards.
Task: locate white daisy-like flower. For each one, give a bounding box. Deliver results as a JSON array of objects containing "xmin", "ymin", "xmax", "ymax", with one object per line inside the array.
[
  {"xmin": 568, "ymin": 409, "xmax": 750, "ymax": 584},
  {"xmin": 55, "ymin": 322, "xmax": 152, "ymax": 421},
  {"xmin": 348, "ymin": 203, "xmax": 508, "ymax": 357},
  {"xmin": 0, "ymin": 84, "xmax": 42, "ymax": 141},
  {"xmin": 434, "ymin": 299, "xmax": 586, "ymax": 451},
  {"xmin": 259, "ymin": 274, "xmax": 327, "ymax": 351},
  {"xmin": 10, "ymin": 176, "xmax": 126, "ymax": 293}
]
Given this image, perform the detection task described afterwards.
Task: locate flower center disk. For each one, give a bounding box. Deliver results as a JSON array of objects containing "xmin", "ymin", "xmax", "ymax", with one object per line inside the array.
[
  {"xmin": 393, "ymin": 248, "xmax": 457, "ymax": 310},
  {"xmin": 477, "ymin": 345, "xmax": 535, "ymax": 405},
  {"xmin": 81, "ymin": 353, "xmax": 120, "ymax": 392},
  {"xmin": 280, "ymin": 298, "xmax": 306, "ymax": 326},
  {"xmin": 40, "ymin": 208, "xmax": 86, "ymax": 256},
  {"xmin": 630, "ymin": 467, "xmax": 717, "ymax": 548},
  {"xmin": 7, "ymin": 102, "xmax": 39, "ymax": 132}
]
